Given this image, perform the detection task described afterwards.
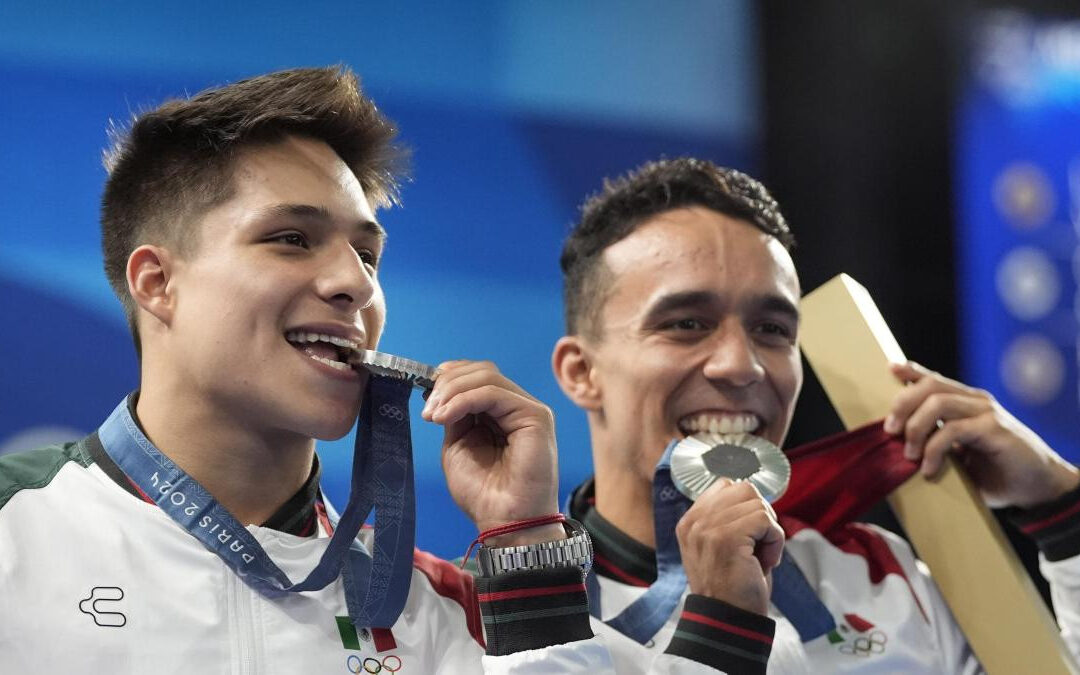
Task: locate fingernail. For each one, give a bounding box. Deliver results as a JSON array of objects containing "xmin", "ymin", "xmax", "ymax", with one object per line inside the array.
[
  {"xmin": 883, "ymin": 415, "xmax": 897, "ymax": 434},
  {"xmin": 903, "ymin": 443, "xmax": 917, "ymax": 461}
]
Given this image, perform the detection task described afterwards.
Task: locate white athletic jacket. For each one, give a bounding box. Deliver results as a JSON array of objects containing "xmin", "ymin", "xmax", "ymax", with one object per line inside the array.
[
  {"xmin": 570, "ymin": 479, "xmax": 1080, "ymax": 674},
  {"xmin": 0, "ymin": 436, "xmax": 614, "ymax": 674}
]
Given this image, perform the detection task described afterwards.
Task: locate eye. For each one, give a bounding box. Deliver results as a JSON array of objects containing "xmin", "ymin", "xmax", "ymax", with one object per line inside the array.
[
  {"xmin": 660, "ymin": 317, "xmax": 712, "ymax": 333},
  {"xmin": 270, "ymin": 231, "xmax": 309, "ymax": 249},
  {"xmin": 356, "ymin": 248, "xmax": 379, "ymax": 269},
  {"xmin": 671, "ymin": 318, "xmax": 706, "ymax": 331},
  {"xmin": 754, "ymin": 320, "xmax": 796, "ymax": 343}
]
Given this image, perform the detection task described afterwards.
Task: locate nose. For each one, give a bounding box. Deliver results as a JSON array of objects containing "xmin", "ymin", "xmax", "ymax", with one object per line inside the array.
[
  {"xmin": 316, "ymin": 240, "xmax": 376, "ymax": 312},
  {"xmin": 701, "ymin": 322, "xmax": 765, "ymax": 388}
]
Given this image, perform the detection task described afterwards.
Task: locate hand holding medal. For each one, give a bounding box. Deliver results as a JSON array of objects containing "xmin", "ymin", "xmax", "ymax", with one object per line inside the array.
[{"xmin": 668, "ymin": 433, "xmax": 788, "ymax": 616}]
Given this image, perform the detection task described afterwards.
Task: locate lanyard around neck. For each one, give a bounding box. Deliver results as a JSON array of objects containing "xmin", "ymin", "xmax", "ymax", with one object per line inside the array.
[{"xmin": 97, "ymin": 375, "xmax": 417, "ymax": 629}]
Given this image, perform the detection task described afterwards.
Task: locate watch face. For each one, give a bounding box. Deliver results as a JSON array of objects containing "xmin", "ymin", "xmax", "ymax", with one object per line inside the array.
[{"xmin": 670, "ymin": 432, "xmax": 790, "ymax": 503}]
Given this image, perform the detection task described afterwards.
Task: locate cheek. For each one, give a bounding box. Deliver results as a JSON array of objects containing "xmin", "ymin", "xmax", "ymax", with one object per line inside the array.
[
  {"xmin": 770, "ymin": 351, "xmax": 803, "ymax": 410},
  {"xmin": 364, "ymin": 292, "xmax": 387, "ymax": 346}
]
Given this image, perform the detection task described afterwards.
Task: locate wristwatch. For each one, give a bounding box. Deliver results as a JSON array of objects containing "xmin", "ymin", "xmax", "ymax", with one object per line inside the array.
[{"xmin": 476, "ymin": 518, "xmax": 593, "ymax": 577}]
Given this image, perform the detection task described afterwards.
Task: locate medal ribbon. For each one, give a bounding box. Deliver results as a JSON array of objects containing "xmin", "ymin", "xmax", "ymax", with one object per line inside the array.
[
  {"xmin": 583, "ymin": 439, "xmax": 689, "ymax": 644},
  {"xmin": 97, "ymin": 375, "xmax": 416, "ymax": 629}
]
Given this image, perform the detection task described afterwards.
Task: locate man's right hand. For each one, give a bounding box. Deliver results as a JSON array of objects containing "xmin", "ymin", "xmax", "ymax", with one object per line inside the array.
[{"xmin": 675, "ymin": 480, "xmax": 785, "ymax": 616}]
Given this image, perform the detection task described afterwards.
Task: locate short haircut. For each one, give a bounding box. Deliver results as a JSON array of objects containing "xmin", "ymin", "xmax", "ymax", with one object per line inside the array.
[
  {"xmin": 101, "ymin": 66, "xmax": 406, "ymax": 355},
  {"xmin": 560, "ymin": 158, "xmax": 795, "ymax": 338}
]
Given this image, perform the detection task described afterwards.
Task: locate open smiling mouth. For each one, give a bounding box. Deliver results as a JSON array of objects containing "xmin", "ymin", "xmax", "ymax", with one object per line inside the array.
[
  {"xmin": 285, "ymin": 331, "xmax": 360, "ymax": 373},
  {"xmin": 677, "ymin": 412, "xmax": 761, "ymax": 438},
  {"xmin": 284, "ymin": 331, "xmax": 441, "ymax": 391}
]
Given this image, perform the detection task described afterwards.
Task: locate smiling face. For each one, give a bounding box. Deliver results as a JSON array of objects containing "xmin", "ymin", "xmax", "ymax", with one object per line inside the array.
[
  {"xmin": 580, "ymin": 206, "xmax": 803, "ymax": 490},
  {"xmin": 154, "ymin": 135, "xmax": 386, "ymax": 441}
]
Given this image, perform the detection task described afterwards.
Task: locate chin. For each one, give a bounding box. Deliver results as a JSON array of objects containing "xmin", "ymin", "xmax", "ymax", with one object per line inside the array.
[
  {"xmin": 311, "ymin": 414, "xmax": 362, "ymax": 441},
  {"xmin": 282, "ymin": 403, "xmax": 361, "ymax": 441}
]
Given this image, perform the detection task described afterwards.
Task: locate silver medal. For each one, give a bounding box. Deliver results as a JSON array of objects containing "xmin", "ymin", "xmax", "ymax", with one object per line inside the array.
[
  {"xmin": 670, "ymin": 432, "xmax": 790, "ymax": 503},
  {"xmin": 350, "ymin": 349, "xmax": 440, "ymax": 391}
]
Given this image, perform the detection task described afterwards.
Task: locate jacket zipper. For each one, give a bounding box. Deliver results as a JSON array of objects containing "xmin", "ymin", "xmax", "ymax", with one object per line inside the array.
[{"xmin": 228, "ymin": 565, "xmax": 259, "ymax": 675}]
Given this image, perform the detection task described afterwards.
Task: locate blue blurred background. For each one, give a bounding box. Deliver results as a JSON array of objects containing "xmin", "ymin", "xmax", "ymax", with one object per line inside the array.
[{"xmin": 2, "ymin": 1, "xmax": 1079, "ymax": 559}]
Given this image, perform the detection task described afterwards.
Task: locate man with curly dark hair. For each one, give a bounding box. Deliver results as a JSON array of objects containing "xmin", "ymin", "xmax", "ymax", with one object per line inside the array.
[{"xmin": 552, "ymin": 157, "xmax": 1080, "ymax": 672}]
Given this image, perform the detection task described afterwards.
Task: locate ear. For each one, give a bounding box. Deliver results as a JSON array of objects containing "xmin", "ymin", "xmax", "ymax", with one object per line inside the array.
[
  {"xmin": 126, "ymin": 244, "xmax": 176, "ymax": 326},
  {"xmin": 552, "ymin": 335, "xmax": 603, "ymax": 411}
]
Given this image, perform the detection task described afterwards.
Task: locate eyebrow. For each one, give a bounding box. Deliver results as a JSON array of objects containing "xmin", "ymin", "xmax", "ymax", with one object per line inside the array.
[
  {"xmin": 643, "ymin": 289, "xmax": 800, "ymax": 323},
  {"xmin": 261, "ymin": 203, "xmax": 387, "ymax": 243}
]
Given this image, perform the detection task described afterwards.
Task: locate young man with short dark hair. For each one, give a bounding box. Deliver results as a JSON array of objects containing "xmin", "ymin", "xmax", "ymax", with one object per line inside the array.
[
  {"xmin": 0, "ymin": 67, "xmax": 609, "ymax": 673},
  {"xmin": 552, "ymin": 158, "xmax": 1080, "ymax": 672}
]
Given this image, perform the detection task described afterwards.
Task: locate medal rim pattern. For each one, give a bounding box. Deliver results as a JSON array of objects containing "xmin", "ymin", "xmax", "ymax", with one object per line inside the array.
[
  {"xmin": 670, "ymin": 432, "xmax": 791, "ymax": 503},
  {"xmin": 352, "ymin": 350, "xmax": 440, "ymax": 391}
]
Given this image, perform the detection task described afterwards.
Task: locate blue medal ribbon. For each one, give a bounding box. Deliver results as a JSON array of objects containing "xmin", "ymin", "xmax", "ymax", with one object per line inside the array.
[
  {"xmin": 582, "ymin": 439, "xmax": 689, "ymax": 644},
  {"xmin": 97, "ymin": 375, "xmax": 416, "ymax": 629},
  {"xmin": 770, "ymin": 551, "xmax": 836, "ymax": 642},
  {"xmin": 579, "ymin": 440, "xmax": 835, "ymax": 644}
]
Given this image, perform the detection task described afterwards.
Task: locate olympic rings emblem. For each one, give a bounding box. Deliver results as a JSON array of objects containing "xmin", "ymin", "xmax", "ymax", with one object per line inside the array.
[
  {"xmin": 377, "ymin": 404, "xmax": 405, "ymax": 421},
  {"xmin": 346, "ymin": 654, "xmax": 403, "ymax": 673},
  {"xmin": 838, "ymin": 630, "xmax": 887, "ymax": 657},
  {"xmin": 658, "ymin": 486, "xmax": 680, "ymax": 503}
]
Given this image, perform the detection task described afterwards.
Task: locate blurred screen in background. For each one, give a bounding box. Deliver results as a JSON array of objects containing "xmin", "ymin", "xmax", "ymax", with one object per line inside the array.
[{"xmin": 956, "ymin": 9, "xmax": 1080, "ymax": 464}]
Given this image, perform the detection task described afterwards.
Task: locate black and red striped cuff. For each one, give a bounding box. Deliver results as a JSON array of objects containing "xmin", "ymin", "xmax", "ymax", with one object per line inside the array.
[
  {"xmin": 1008, "ymin": 480, "xmax": 1080, "ymax": 562},
  {"xmin": 665, "ymin": 595, "xmax": 775, "ymax": 673},
  {"xmin": 475, "ymin": 567, "xmax": 593, "ymax": 656}
]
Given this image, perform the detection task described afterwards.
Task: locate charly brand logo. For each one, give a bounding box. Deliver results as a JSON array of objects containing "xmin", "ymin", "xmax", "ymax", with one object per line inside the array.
[
  {"xmin": 377, "ymin": 404, "xmax": 405, "ymax": 422},
  {"xmin": 78, "ymin": 586, "xmax": 127, "ymax": 627},
  {"xmin": 346, "ymin": 654, "xmax": 403, "ymax": 673}
]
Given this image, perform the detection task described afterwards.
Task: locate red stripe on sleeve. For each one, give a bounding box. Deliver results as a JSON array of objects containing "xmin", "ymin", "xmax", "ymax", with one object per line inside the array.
[
  {"xmin": 1020, "ymin": 499, "xmax": 1080, "ymax": 535},
  {"xmin": 476, "ymin": 583, "xmax": 586, "ymax": 603},
  {"xmin": 681, "ymin": 611, "xmax": 774, "ymax": 645}
]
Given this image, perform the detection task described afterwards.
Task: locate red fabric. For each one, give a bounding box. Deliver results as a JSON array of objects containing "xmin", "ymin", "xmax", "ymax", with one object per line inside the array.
[
  {"xmin": 775, "ymin": 420, "xmax": 927, "ymax": 617},
  {"xmin": 843, "ymin": 613, "xmax": 875, "ymax": 632},
  {"xmin": 372, "ymin": 627, "xmax": 397, "ymax": 652},
  {"xmin": 412, "ymin": 548, "xmax": 486, "ymax": 648},
  {"xmin": 774, "ymin": 420, "xmax": 918, "ymax": 534}
]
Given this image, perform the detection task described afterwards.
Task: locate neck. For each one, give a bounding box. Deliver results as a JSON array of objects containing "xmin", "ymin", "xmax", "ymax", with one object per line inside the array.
[
  {"xmin": 591, "ymin": 426, "xmax": 657, "ymax": 549},
  {"xmin": 135, "ymin": 384, "xmax": 315, "ymax": 527}
]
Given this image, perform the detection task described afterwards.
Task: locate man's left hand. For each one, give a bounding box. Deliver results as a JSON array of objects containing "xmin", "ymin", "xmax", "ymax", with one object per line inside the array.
[{"xmin": 884, "ymin": 361, "xmax": 1079, "ymax": 508}]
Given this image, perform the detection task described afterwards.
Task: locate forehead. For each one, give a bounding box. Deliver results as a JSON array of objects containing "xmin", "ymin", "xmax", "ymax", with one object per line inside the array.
[
  {"xmin": 228, "ymin": 136, "xmax": 374, "ymax": 217},
  {"xmin": 185, "ymin": 136, "xmax": 377, "ymax": 247},
  {"xmin": 599, "ymin": 207, "xmax": 799, "ymax": 321}
]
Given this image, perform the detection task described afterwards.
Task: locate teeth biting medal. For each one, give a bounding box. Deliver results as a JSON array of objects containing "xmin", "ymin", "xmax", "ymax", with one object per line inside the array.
[
  {"xmin": 669, "ymin": 432, "xmax": 791, "ymax": 503},
  {"xmin": 350, "ymin": 349, "xmax": 440, "ymax": 391}
]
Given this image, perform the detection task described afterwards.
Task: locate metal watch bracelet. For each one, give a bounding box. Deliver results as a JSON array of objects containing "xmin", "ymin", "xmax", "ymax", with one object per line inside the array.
[{"xmin": 476, "ymin": 518, "xmax": 593, "ymax": 577}]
